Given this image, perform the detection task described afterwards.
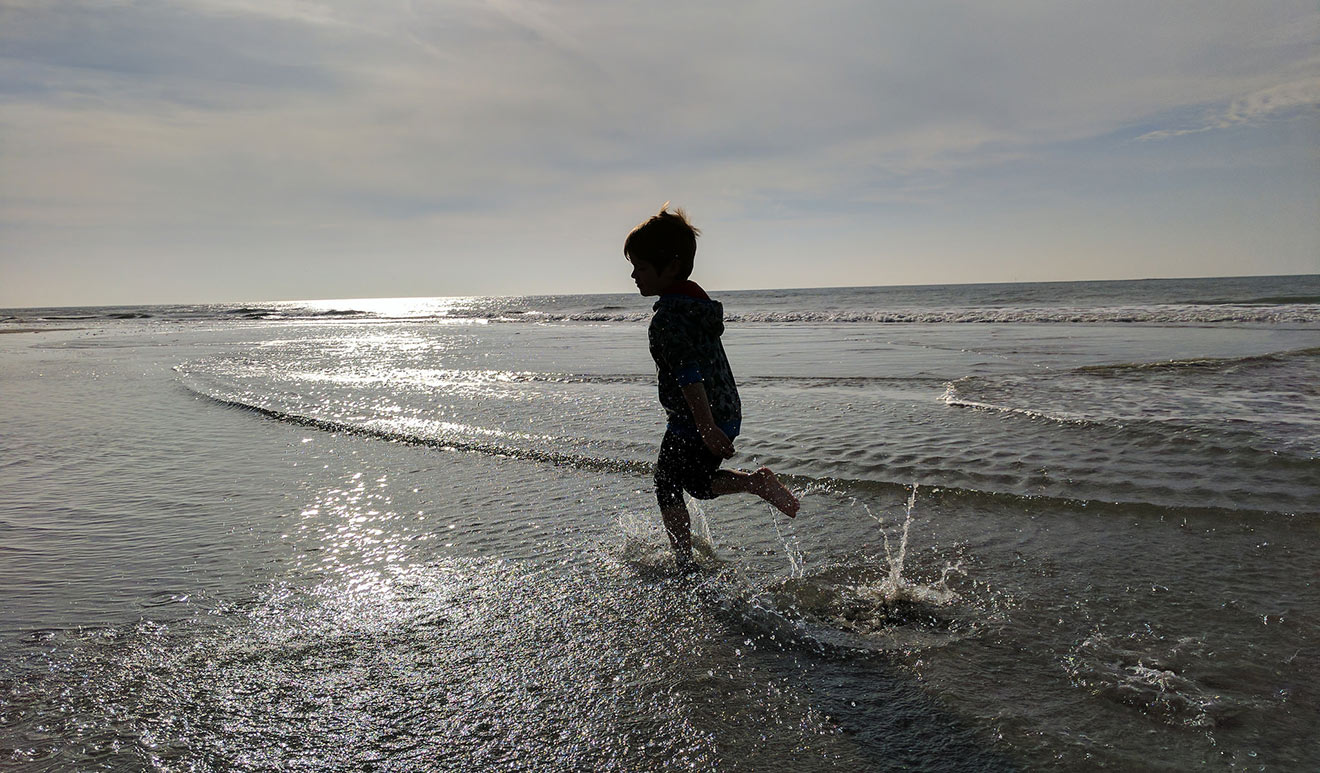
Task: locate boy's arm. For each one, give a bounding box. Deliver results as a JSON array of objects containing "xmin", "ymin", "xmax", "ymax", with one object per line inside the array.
[{"xmin": 681, "ymin": 381, "xmax": 735, "ymax": 458}]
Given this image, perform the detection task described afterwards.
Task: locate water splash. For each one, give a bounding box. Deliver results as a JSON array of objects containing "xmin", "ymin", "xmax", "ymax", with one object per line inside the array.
[
  {"xmin": 861, "ymin": 485, "xmax": 953, "ymax": 605},
  {"xmin": 884, "ymin": 484, "xmax": 918, "ymax": 595},
  {"xmin": 772, "ymin": 506, "xmax": 806, "ymax": 579},
  {"xmin": 774, "ymin": 482, "xmax": 834, "ymax": 579},
  {"xmin": 690, "ymin": 499, "xmax": 715, "ymax": 552},
  {"xmin": 615, "ymin": 505, "xmax": 719, "ymax": 575}
]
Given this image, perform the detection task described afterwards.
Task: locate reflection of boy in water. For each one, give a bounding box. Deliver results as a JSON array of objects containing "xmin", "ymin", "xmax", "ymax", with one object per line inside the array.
[{"xmin": 625, "ymin": 206, "xmax": 799, "ymax": 569}]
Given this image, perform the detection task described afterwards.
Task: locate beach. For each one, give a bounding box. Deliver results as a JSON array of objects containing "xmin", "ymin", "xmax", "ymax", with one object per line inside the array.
[{"xmin": 2, "ymin": 275, "xmax": 1318, "ymax": 770}]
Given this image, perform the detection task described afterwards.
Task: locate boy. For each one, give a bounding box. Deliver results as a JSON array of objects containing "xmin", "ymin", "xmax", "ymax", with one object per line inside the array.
[{"xmin": 625, "ymin": 206, "xmax": 799, "ymax": 570}]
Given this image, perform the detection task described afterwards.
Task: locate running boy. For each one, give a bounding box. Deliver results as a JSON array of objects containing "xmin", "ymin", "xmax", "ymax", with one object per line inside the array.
[{"xmin": 625, "ymin": 206, "xmax": 799, "ymax": 569}]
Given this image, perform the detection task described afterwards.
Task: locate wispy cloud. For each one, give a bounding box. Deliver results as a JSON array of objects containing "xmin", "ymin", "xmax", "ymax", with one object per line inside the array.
[{"xmin": 1138, "ymin": 77, "xmax": 1320, "ymax": 140}]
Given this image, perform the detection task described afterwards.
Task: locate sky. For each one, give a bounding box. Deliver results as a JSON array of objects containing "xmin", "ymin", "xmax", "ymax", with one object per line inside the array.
[{"xmin": 1, "ymin": 1, "xmax": 1318, "ymax": 306}]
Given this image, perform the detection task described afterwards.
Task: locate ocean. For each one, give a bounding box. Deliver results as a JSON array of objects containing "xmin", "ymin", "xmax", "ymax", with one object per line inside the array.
[{"xmin": 2, "ymin": 274, "xmax": 1318, "ymax": 770}]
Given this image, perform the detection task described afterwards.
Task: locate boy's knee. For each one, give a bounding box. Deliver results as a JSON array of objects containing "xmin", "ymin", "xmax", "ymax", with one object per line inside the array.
[
  {"xmin": 655, "ymin": 473, "xmax": 683, "ymax": 510},
  {"xmin": 656, "ymin": 488, "xmax": 683, "ymax": 511}
]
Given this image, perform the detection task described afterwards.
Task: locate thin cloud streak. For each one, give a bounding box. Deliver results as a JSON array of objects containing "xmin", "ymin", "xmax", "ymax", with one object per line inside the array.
[{"xmin": 1138, "ymin": 76, "xmax": 1320, "ymax": 140}]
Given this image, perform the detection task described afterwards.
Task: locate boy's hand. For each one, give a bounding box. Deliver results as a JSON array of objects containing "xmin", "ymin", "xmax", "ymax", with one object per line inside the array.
[
  {"xmin": 698, "ymin": 423, "xmax": 735, "ymax": 458},
  {"xmin": 680, "ymin": 380, "xmax": 734, "ymax": 457}
]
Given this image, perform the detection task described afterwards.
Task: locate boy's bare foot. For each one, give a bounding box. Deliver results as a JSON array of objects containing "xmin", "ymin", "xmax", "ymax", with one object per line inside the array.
[{"xmin": 751, "ymin": 467, "xmax": 799, "ymax": 518}]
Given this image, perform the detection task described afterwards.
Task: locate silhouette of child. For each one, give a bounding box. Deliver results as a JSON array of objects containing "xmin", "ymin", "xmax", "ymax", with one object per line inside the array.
[{"xmin": 625, "ymin": 205, "xmax": 799, "ymax": 569}]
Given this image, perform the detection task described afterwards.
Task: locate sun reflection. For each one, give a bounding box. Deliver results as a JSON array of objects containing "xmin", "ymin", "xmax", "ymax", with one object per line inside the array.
[
  {"xmin": 293, "ymin": 296, "xmax": 480, "ymax": 320},
  {"xmin": 293, "ymin": 469, "xmax": 416, "ymax": 596}
]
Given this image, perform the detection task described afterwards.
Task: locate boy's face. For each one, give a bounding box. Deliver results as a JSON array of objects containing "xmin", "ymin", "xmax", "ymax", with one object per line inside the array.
[{"xmin": 628, "ymin": 256, "xmax": 678, "ymax": 297}]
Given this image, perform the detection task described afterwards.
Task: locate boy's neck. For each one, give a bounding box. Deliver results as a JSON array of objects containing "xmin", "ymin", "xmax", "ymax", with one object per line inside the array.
[{"xmin": 661, "ymin": 279, "xmax": 710, "ymax": 301}]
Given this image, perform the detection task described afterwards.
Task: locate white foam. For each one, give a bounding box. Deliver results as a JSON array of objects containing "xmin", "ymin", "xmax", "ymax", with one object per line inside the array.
[{"xmin": 512, "ymin": 304, "xmax": 1320, "ymax": 326}]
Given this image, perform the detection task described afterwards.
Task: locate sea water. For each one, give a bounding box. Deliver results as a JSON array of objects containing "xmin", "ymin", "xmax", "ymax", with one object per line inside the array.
[{"xmin": 2, "ymin": 275, "xmax": 1318, "ymax": 770}]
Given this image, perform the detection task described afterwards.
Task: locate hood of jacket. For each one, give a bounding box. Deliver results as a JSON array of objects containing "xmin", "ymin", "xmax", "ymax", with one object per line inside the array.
[{"xmin": 653, "ymin": 294, "xmax": 725, "ymax": 337}]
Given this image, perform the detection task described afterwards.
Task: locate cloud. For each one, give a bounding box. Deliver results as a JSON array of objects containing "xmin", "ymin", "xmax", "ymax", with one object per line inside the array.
[
  {"xmin": 0, "ymin": 1, "xmax": 353, "ymax": 104},
  {"xmin": 1, "ymin": 1, "xmax": 1317, "ymax": 303},
  {"xmin": 1138, "ymin": 77, "xmax": 1320, "ymax": 140}
]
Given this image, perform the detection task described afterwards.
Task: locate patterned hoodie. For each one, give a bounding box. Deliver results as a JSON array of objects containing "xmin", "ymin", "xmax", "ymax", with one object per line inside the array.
[{"xmin": 648, "ymin": 286, "xmax": 742, "ymax": 437}]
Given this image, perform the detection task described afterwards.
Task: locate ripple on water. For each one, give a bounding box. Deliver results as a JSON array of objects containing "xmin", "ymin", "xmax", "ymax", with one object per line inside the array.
[{"xmin": 1062, "ymin": 628, "xmax": 1274, "ymax": 730}]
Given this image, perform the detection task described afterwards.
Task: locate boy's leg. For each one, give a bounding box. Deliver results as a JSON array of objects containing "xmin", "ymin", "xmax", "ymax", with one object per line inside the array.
[
  {"xmin": 660, "ymin": 503, "xmax": 694, "ymax": 567},
  {"xmin": 710, "ymin": 468, "xmax": 800, "ymax": 517},
  {"xmin": 655, "ymin": 430, "xmax": 695, "ymax": 567}
]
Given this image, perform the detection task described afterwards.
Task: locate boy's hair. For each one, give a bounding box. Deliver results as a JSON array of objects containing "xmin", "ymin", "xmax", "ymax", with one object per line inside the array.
[{"xmin": 624, "ymin": 204, "xmax": 700, "ymax": 280}]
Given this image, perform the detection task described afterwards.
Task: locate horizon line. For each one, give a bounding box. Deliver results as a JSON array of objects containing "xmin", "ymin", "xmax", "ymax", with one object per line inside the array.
[{"xmin": 3, "ymin": 271, "xmax": 1318, "ymax": 312}]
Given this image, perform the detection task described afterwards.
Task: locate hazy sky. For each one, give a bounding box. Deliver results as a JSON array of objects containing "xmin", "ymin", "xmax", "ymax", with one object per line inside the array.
[{"xmin": 2, "ymin": 1, "xmax": 1318, "ymax": 306}]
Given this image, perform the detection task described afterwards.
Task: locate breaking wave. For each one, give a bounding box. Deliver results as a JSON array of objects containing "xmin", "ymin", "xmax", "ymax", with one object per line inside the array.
[
  {"xmin": 531, "ymin": 305, "xmax": 1320, "ymax": 325},
  {"xmin": 8, "ymin": 301, "xmax": 1320, "ymax": 328}
]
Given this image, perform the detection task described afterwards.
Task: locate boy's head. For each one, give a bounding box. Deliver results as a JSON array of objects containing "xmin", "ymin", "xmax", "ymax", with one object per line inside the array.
[{"xmin": 624, "ymin": 205, "xmax": 700, "ymax": 286}]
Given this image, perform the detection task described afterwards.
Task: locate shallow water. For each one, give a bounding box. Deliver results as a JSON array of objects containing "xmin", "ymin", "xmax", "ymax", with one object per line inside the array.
[{"xmin": 2, "ymin": 277, "xmax": 1319, "ymax": 770}]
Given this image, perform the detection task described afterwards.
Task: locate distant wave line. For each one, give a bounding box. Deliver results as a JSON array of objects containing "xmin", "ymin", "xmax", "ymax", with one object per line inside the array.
[
  {"xmin": 8, "ymin": 302, "xmax": 1320, "ymax": 327},
  {"xmin": 1182, "ymin": 295, "xmax": 1320, "ymax": 306}
]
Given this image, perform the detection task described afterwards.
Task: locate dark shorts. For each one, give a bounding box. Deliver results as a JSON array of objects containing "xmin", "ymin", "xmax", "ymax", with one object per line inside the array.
[{"xmin": 654, "ymin": 428, "xmax": 724, "ymax": 510}]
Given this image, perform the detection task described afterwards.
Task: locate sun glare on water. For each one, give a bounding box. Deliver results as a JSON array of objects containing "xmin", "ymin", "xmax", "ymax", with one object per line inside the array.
[{"xmin": 294, "ymin": 297, "xmax": 479, "ymax": 319}]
